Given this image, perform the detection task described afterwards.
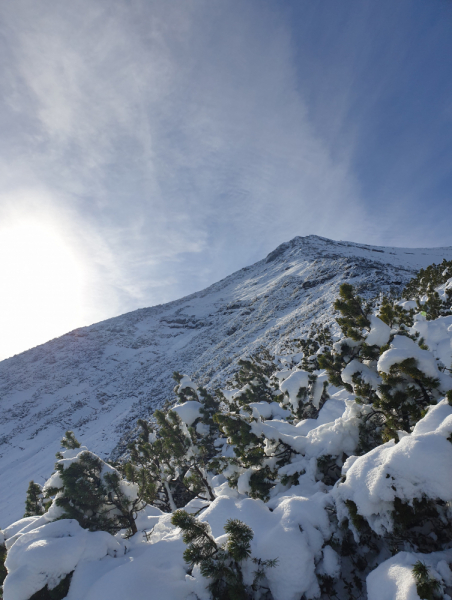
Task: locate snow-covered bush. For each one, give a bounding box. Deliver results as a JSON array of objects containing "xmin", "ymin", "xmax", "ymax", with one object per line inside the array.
[
  {"xmin": 127, "ymin": 376, "xmax": 218, "ymax": 511},
  {"xmin": 172, "ymin": 509, "xmax": 277, "ymax": 600},
  {"xmin": 3, "ymin": 519, "xmax": 123, "ymax": 600},
  {"xmin": 44, "ymin": 432, "xmax": 149, "ymax": 536},
  {"xmin": 23, "ymin": 482, "xmax": 44, "ymax": 518},
  {"xmin": 334, "ymin": 399, "xmax": 452, "ymax": 551},
  {"xmin": 2, "ymin": 263, "xmax": 452, "ymax": 600}
]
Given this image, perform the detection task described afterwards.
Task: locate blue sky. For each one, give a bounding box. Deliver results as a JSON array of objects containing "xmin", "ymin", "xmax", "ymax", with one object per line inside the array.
[{"xmin": 0, "ymin": 0, "xmax": 451, "ymax": 358}]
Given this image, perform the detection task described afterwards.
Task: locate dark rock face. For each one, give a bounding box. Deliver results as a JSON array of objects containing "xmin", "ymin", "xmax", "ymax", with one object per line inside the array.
[{"xmin": 1, "ymin": 234, "xmax": 451, "ymax": 523}]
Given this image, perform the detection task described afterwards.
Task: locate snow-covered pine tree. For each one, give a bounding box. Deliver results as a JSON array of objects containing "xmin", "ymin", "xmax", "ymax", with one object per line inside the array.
[
  {"xmin": 412, "ymin": 561, "xmax": 443, "ymax": 600},
  {"xmin": 173, "ymin": 371, "xmax": 201, "ymax": 403},
  {"xmin": 213, "ymin": 410, "xmax": 277, "ymax": 501},
  {"xmin": 128, "ymin": 376, "xmax": 217, "ymax": 511},
  {"xmin": 375, "ymin": 355, "xmax": 440, "ymax": 439},
  {"xmin": 45, "ymin": 432, "xmax": 147, "ymax": 536},
  {"xmin": 212, "ymin": 353, "xmax": 307, "ymax": 501},
  {"xmin": 232, "ymin": 349, "xmax": 278, "ymax": 407},
  {"xmin": 318, "ymin": 282, "xmax": 443, "ymax": 444},
  {"xmin": 57, "ymin": 430, "xmax": 80, "ymax": 453},
  {"xmin": 297, "ymin": 324, "xmax": 333, "ymax": 372},
  {"xmin": 327, "ymin": 279, "xmax": 452, "ymax": 556},
  {"xmin": 403, "ymin": 258, "xmax": 452, "ymax": 320},
  {"xmin": 24, "ymin": 481, "xmax": 44, "ymax": 518},
  {"xmin": 403, "ymin": 258, "xmax": 452, "ymax": 297},
  {"xmin": 378, "ymin": 294, "xmax": 415, "ymax": 330},
  {"xmin": 172, "ymin": 509, "xmax": 276, "ymax": 600}
]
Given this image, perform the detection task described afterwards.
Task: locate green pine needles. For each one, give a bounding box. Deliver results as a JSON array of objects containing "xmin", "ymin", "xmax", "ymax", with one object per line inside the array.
[
  {"xmin": 334, "ymin": 283, "xmax": 372, "ymax": 341},
  {"xmin": 0, "ymin": 542, "xmax": 6, "ymax": 597},
  {"xmin": 412, "ymin": 561, "xmax": 442, "ymax": 600},
  {"xmin": 24, "ymin": 481, "xmax": 45, "ymax": 518},
  {"xmin": 172, "ymin": 510, "xmax": 276, "ymax": 600},
  {"xmin": 46, "ymin": 432, "xmax": 148, "ymax": 536}
]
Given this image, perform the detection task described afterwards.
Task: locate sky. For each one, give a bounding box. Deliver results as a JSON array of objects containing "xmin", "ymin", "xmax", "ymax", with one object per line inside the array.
[{"xmin": 0, "ymin": 0, "xmax": 451, "ymax": 360}]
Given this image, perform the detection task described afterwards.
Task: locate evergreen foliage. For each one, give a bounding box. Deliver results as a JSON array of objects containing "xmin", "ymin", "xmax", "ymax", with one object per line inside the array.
[
  {"xmin": 378, "ymin": 294, "xmax": 414, "ymax": 329},
  {"xmin": 60, "ymin": 430, "xmax": 80, "ymax": 450},
  {"xmin": 232, "ymin": 349, "xmax": 277, "ymax": 406},
  {"xmin": 46, "ymin": 433, "xmax": 147, "ymax": 536},
  {"xmin": 376, "ymin": 357, "xmax": 439, "ymax": 440},
  {"xmin": 0, "ymin": 543, "xmax": 6, "ymax": 598},
  {"xmin": 24, "ymin": 481, "xmax": 45, "ymax": 518},
  {"xmin": 127, "ymin": 378, "xmax": 218, "ymax": 511},
  {"xmin": 334, "ymin": 283, "xmax": 372, "ymax": 341},
  {"xmin": 403, "ymin": 259, "xmax": 452, "ymax": 298},
  {"xmin": 320, "ymin": 280, "xmax": 452, "ymax": 558},
  {"xmin": 173, "ymin": 371, "xmax": 200, "ymax": 403},
  {"xmin": 403, "ymin": 258, "xmax": 452, "ymax": 320},
  {"xmin": 172, "ymin": 510, "xmax": 276, "ymax": 600},
  {"xmin": 412, "ymin": 561, "xmax": 442, "ymax": 600},
  {"xmin": 319, "ymin": 283, "xmax": 443, "ymax": 442},
  {"xmin": 296, "ymin": 324, "xmax": 333, "ymax": 372}
]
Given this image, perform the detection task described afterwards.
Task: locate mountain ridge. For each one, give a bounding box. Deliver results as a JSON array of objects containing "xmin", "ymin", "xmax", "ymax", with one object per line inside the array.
[{"xmin": 1, "ymin": 234, "xmax": 452, "ymax": 523}]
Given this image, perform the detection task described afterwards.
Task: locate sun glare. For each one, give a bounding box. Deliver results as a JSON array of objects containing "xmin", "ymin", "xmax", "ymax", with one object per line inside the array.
[{"xmin": 0, "ymin": 220, "xmax": 86, "ymax": 360}]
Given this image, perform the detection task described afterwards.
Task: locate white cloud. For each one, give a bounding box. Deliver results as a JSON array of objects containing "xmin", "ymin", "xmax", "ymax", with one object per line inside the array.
[{"xmin": 0, "ymin": 0, "xmax": 399, "ymax": 357}]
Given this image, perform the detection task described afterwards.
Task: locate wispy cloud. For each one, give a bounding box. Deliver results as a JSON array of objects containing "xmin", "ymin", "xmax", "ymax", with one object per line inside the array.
[
  {"xmin": 0, "ymin": 1, "xmax": 366, "ymax": 306},
  {"xmin": 0, "ymin": 0, "xmax": 451, "ymax": 357}
]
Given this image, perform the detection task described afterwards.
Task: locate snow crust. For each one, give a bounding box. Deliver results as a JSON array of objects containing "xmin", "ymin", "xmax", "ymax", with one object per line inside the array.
[
  {"xmin": 280, "ymin": 370, "xmax": 310, "ymax": 409},
  {"xmin": 178, "ymin": 375, "xmax": 198, "ymax": 392},
  {"xmin": 248, "ymin": 401, "xmax": 291, "ymax": 420},
  {"xmin": 280, "ymin": 370, "xmax": 328, "ymax": 411},
  {"xmin": 413, "ymin": 315, "xmax": 452, "ymax": 370}
]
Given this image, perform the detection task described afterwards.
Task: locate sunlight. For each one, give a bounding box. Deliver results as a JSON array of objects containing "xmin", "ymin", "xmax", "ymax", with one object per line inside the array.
[{"xmin": 0, "ymin": 219, "xmax": 87, "ymax": 359}]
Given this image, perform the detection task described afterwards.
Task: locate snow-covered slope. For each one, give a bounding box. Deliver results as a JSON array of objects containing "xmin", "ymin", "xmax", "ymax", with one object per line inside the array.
[{"xmin": 1, "ymin": 235, "xmax": 451, "ymax": 524}]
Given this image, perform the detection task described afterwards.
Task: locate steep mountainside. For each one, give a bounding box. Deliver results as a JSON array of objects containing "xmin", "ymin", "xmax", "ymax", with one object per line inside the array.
[{"xmin": 1, "ymin": 235, "xmax": 452, "ymax": 523}]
